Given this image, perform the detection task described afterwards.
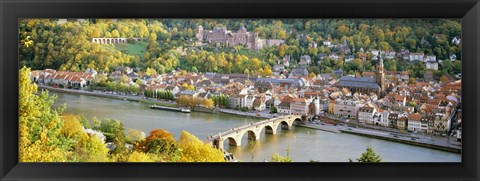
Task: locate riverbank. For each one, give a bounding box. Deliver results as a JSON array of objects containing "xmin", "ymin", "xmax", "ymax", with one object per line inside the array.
[
  {"xmin": 293, "ymin": 123, "xmax": 341, "ymax": 133},
  {"xmin": 40, "ymin": 85, "xmax": 263, "ymax": 119},
  {"xmin": 336, "ymin": 126, "xmax": 461, "ymax": 153},
  {"xmin": 39, "ymin": 85, "xmax": 177, "ymax": 108}
]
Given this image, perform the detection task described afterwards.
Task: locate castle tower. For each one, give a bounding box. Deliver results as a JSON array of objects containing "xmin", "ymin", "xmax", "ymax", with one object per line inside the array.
[
  {"xmin": 376, "ymin": 56, "xmax": 386, "ymax": 97},
  {"xmin": 195, "ymin": 26, "xmax": 204, "ymax": 41}
]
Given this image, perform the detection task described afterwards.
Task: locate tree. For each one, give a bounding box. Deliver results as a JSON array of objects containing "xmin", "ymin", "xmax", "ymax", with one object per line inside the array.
[
  {"xmin": 270, "ymin": 106, "xmax": 278, "ymax": 113},
  {"xmin": 178, "ymin": 131, "xmax": 225, "ymax": 162},
  {"xmin": 352, "ymin": 146, "xmax": 382, "ymax": 162},
  {"xmin": 126, "ymin": 129, "xmax": 146, "ymax": 144},
  {"xmin": 271, "ymin": 145, "xmax": 292, "ymax": 162},
  {"xmin": 202, "ymin": 98, "xmax": 215, "ymax": 109},
  {"xmin": 127, "ymin": 151, "xmax": 157, "ymax": 162},
  {"xmin": 146, "ymin": 67, "xmax": 157, "ymax": 76},
  {"xmin": 271, "ymin": 152, "xmax": 292, "ymax": 162},
  {"xmin": 138, "ymin": 129, "xmax": 179, "ymax": 160},
  {"xmin": 408, "ymin": 77, "xmax": 416, "ymax": 84},
  {"xmin": 144, "ymin": 52, "xmax": 151, "ymax": 60},
  {"xmin": 244, "ymin": 69, "xmax": 250, "ymax": 75},
  {"xmin": 111, "ymin": 29, "xmax": 120, "ymax": 38},
  {"xmin": 74, "ymin": 134, "xmax": 110, "ymax": 162},
  {"xmin": 19, "ymin": 66, "xmax": 71, "ymax": 162},
  {"xmin": 176, "ymin": 95, "xmax": 191, "ymax": 108},
  {"xmin": 98, "ymin": 119, "xmax": 124, "ymax": 142},
  {"xmin": 440, "ymin": 75, "xmax": 449, "ymax": 83}
]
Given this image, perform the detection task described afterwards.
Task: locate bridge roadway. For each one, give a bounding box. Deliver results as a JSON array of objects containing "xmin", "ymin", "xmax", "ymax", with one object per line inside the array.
[{"xmin": 204, "ymin": 115, "xmax": 303, "ymax": 149}]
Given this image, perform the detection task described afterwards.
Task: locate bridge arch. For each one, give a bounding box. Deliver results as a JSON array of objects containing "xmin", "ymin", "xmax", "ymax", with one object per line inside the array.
[
  {"xmin": 262, "ymin": 125, "xmax": 276, "ymax": 134},
  {"xmin": 294, "ymin": 117, "xmax": 304, "ymax": 124},
  {"xmin": 226, "ymin": 137, "xmax": 239, "ymax": 146},
  {"xmin": 246, "ymin": 130, "xmax": 257, "ymax": 140},
  {"xmin": 280, "ymin": 121, "xmax": 292, "ymax": 130}
]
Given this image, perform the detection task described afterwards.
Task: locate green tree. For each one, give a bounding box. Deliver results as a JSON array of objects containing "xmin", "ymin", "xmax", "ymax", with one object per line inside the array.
[
  {"xmin": 352, "ymin": 146, "xmax": 382, "ymax": 162},
  {"xmin": 126, "ymin": 128, "xmax": 146, "ymax": 144}
]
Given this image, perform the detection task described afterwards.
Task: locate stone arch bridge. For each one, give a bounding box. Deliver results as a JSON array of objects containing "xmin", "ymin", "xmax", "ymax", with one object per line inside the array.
[
  {"xmin": 204, "ymin": 115, "xmax": 305, "ymax": 150},
  {"xmin": 91, "ymin": 37, "xmax": 141, "ymax": 44}
]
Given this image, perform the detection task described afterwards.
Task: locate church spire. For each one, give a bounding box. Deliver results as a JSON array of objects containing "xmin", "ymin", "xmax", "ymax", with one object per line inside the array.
[{"xmin": 376, "ymin": 56, "xmax": 385, "ymax": 97}]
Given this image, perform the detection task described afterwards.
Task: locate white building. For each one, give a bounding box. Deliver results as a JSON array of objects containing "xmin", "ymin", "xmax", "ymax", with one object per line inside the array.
[
  {"xmin": 426, "ymin": 61, "xmax": 439, "ymax": 70},
  {"xmin": 374, "ymin": 110, "xmax": 390, "ymax": 127},
  {"xmin": 333, "ymin": 98, "xmax": 362, "ymax": 119},
  {"xmin": 229, "ymin": 94, "xmax": 247, "ymax": 108},
  {"xmin": 245, "ymin": 95, "xmax": 256, "ymax": 109},
  {"xmin": 407, "ymin": 113, "xmax": 422, "ymax": 132},
  {"xmin": 409, "ymin": 53, "xmax": 425, "ymax": 62},
  {"xmin": 345, "ymin": 55, "xmax": 355, "ymax": 63},
  {"xmin": 425, "ymin": 55, "xmax": 436, "ymax": 62},
  {"xmin": 323, "ymin": 41, "xmax": 332, "ymax": 47},
  {"xmin": 358, "ymin": 106, "xmax": 376, "ymax": 124},
  {"xmin": 277, "ymin": 101, "xmax": 291, "ymax": 115},
  {"xmin": 451, "ymin": 37, "xmax": 461, "ymax": 45}
]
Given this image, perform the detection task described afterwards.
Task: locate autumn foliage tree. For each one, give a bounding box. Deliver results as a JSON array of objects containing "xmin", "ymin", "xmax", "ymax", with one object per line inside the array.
[
  {"xmin": 138, "ymin": 129, "xmax": 179, "ymax": 161},
  {"xmin": 19, "ymin": 66, "xmax": 71, "ymax": 162},
  {"xmin": 178, "ymin": 131, "xmax": 225, "ymax": 162}
]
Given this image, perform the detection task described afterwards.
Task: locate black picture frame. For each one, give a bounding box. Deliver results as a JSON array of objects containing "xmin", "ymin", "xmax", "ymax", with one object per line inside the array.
[{"xmin": 1, "ymin": 0, "xmax": 479, "ymax": 180}]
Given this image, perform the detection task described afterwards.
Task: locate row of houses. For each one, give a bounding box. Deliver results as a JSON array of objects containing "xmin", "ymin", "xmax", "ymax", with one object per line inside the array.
[
  {"xmin": 327, "ymin": 78, "xmax": 461, "ymax": 135},
  {"xmin": 30, "ymin": 69, "xmax": 95, "ymax": 89}
]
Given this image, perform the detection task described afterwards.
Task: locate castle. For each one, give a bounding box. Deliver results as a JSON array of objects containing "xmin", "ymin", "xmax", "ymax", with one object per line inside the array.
[{"xmin": 196, "ymin": 26, "xmax": 284, "ymax": 51}]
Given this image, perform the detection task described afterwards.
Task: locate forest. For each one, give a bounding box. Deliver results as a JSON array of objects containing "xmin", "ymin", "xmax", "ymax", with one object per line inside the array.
[{"xmin": 19, "ymin": 19, "xmax": 462, "ymax": 78}]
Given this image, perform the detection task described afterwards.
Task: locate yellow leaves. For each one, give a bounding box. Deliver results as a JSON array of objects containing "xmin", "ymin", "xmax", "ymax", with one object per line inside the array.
[
  {"xmin": 270, "ymin": 152, "xmax": 292, "ymax": 162},
  {"xmin": 251, "ymin": 58, "xmax": 261, "ymax": 68},
  {"xmin": 74, "ymin": 135, "xmax": 110, "ymax": 162},
  {"xmin": 201, "ymin": 98, "xmax": 215, "ymax": 109},
  {"xmin": 127, "ymin": 151, "xmax": 157, "ymax": 162},
  {"xmin": 61, "ymin": 114, "xmax": 88, "ymax": 140},
  {"xmin": 178, "ymin": 131, "xmax": 225, "ymax": 162},
  {"xmin": 20, "ymin": 140, "xmax": 71, "ymax": 162},
  {"xmin": 21, "ymin": 36, "xmax": 34, "ymax": 47}
]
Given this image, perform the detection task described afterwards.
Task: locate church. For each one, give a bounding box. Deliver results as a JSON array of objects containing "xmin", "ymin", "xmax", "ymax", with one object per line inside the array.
[{"xmin": 336, "ymin": 57, "xmax": 386, "ymax": 97}]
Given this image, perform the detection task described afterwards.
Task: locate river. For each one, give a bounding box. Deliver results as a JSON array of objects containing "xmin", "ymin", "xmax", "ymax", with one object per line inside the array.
[{"xmin": 51, "ymin": 92, "xmax": 461, "ymax": 162}]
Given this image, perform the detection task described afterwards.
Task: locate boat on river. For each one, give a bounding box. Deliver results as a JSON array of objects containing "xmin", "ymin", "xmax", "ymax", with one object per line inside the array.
[
  {"xmin": 180, "ymin": 108, "xmax": 192, "ymax": 113},
  {"xmin": 150, "ymin": 105, "xmax": 191, "ymax": 113}
]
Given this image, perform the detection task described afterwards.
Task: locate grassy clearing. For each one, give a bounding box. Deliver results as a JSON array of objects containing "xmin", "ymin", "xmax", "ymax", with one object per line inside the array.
[{"xmin": 114, "ymin": 41, "xmax": 148, "ymax": 59}]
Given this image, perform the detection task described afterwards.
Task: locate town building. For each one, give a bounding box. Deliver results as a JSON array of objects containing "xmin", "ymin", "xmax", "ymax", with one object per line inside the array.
[
  {"xmin": 358, "ymin": 106, "xmax": 376, "ymax": 124},
  {"xmin": 407, "ymin": 113, "xmax": 422, "ymax": 132},
  {"xmin": 277, "ymin": 101, "xmax": 291, "ymax": 115},
  {"xmin": 426, "ymin": 61, "xmax": 439, "ymax": 70},
  {"xmin": 333, "ymin": 98, "xmax": 361, "ymax": 119},
  {"xmin": 290, "ymin": 98, "xmax": 308, "ymax": 115},
  {"xmin": 336, "ymin": 57, "xmax": 385, "ymax": 97},
  {"xmin": 409, "ymin": 52, "xmax": 425, "ymax": 62}
]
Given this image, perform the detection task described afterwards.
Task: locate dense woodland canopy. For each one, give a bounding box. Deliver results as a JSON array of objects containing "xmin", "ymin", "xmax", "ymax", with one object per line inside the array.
[{"xmin": 19, "ymin": 18, "xmax": 461, "ymax": 78}]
